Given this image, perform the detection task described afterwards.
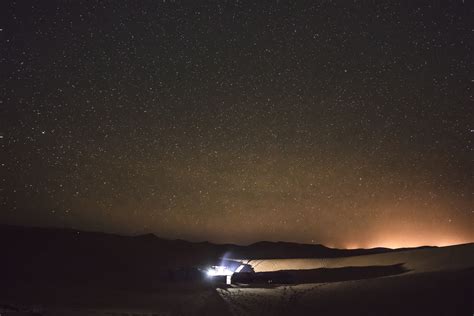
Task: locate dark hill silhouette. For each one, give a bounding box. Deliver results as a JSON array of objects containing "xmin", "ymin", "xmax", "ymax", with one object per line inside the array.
[{"xmin": 0, "ymin": 224, "xmax": 410, "ymax": 261}]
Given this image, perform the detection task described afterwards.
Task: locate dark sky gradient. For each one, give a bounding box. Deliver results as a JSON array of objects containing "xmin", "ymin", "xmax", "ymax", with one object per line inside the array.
[{"xmin": 2, "ymin": 1, "xmax": 473, "ymax": 248}]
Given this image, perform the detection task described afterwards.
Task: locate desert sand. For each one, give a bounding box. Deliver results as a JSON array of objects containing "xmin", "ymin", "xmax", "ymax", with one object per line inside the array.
[{"xmin": 1, "ymin": 225, "xmax": 472, "ymax": 315}]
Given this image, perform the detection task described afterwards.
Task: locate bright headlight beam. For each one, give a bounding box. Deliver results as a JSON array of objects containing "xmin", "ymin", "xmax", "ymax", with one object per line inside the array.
[{"xmin": 206, "ymin": 265, "xmax": 233, "ymax": 276}]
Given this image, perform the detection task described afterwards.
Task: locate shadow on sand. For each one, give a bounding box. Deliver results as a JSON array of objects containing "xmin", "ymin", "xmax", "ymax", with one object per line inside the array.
[{"xmin": 232, "ymin": 263, "xmax": 409, "ymax": 286}]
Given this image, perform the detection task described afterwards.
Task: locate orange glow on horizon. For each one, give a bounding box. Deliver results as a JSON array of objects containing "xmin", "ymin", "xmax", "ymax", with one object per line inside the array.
[
  {"xmin": 338, "ymin": 238, "xmax": 471, "ymax": 250},
  {"xmin": 335, "ymin": 202, "xmax": 474, "ymax": 250},
  {"xmin": 340, "ymin": 230, "xmax": 472, "ymax": 249},
  {"xmin": 365, "ymin": 237, "xmax": 471, "ymax": 249}
]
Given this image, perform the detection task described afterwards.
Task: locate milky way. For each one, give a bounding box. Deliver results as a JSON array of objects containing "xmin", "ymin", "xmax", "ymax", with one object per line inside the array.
[{"xmin": 2, "ymin": 1, "xmax": 473, "ymax": 247}]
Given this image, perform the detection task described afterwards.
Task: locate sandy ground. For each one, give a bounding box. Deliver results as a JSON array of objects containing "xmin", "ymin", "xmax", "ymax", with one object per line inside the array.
[
  {"xmin": 0, "ymin": 283, "xmax": 229, "ymax": 316},
  {"xmin": 217, "ymin": 268, "xmax": 473, "ymax": 316},
  {"xmin": 1, "ymin": 243, "xmax": 473, "ymax": 315}
]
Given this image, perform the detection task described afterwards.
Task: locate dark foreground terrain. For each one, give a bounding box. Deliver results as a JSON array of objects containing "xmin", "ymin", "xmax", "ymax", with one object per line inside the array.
[{"xmin": 1, "ymin": 225, "xmax": 473, "ymax": 315}]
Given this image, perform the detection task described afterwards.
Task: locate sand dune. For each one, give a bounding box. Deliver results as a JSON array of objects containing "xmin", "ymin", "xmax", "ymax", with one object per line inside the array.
[
  {"xmin": 1, "ymin": 225, "xmax": 472, "ymax": 315},
  {"xmin": 244, "ymin": 242, "xmax": 474, "ymax": 273},
  {"xmin": 218, "ymin": 244, "xmax": 474, "ymax": 315}
]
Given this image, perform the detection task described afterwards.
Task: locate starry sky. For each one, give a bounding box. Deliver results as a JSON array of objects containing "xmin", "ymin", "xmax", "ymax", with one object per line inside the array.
[{"xmin": 1, "ymin": 1, "xmax": 473, "ymax": 248}]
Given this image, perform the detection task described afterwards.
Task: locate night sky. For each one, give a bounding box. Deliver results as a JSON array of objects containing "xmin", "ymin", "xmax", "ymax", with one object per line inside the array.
[{"xmin": 2, "ymin": 1, "xmax": 473, "ymax": 248}]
